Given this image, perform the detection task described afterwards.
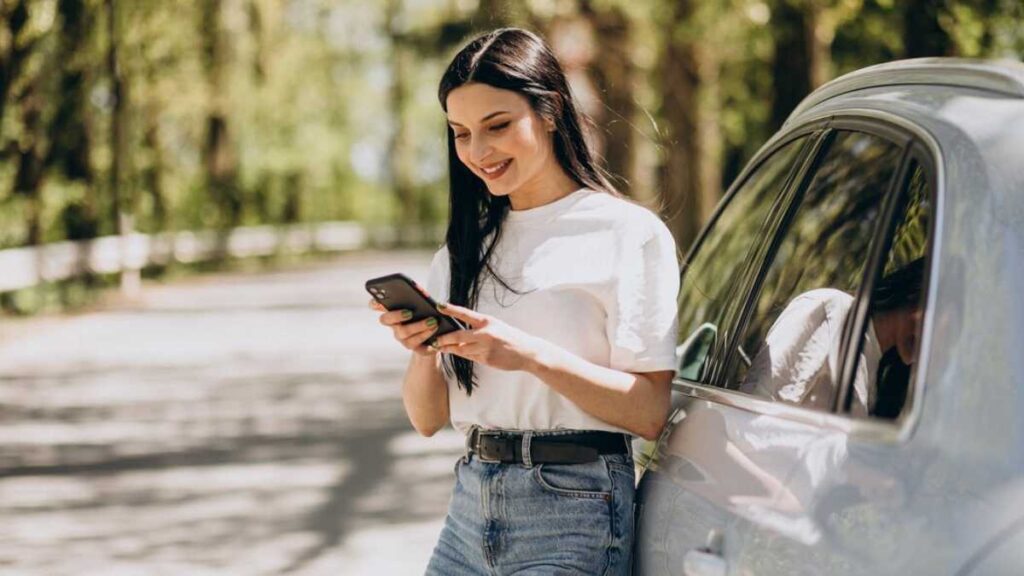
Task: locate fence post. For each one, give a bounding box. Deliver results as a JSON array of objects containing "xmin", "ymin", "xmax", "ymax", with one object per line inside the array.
[{"xmin": 119, "ymin": 212, "xmax": 141, "ymax": 298}]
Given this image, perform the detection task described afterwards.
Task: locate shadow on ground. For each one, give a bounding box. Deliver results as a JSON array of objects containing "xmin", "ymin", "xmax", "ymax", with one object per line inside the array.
[{"xmin": 0, "ymin": 251, "xmax": 460, "ymax": 575}]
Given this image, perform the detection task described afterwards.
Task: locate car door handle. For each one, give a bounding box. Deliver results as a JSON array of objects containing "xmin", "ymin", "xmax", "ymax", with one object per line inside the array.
[
  {"xmin": 682, "ymin": 529, "xmax": 726, "ymax": 576},
  {"xmin": 683, "ymin": 549, "xmax": 726, "ymax": 576}
]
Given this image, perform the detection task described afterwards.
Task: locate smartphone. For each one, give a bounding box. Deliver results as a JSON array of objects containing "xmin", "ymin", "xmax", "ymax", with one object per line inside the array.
[{"xmin": 365, "ymin": 273, "xmax": 465, "ymax": 345}]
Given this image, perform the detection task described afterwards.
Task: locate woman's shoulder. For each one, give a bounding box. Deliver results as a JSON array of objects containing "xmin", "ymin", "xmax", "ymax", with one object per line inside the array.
[
  {"xmin": 427, "ymin": 244, "xmax": 450, "ymax": 275},
  {"xmin": 577, "ymin": 190, "xmax": 672, "ymax": 240}
]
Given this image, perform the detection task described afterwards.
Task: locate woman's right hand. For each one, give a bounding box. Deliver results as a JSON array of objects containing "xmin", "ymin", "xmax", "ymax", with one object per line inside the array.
[{"xmin": 370, "ymin": 300, "xmax": 439, "ymax": 356}]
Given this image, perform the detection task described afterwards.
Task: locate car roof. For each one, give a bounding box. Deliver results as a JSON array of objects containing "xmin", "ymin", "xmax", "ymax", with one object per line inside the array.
[{"xmin": 785, "ymin": 58, "xmax": 1024, "ymax": 125}]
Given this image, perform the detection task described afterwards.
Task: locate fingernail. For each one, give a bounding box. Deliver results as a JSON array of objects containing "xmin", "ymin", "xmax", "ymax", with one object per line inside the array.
[
  {"xmin": 437, "ymin": 302, "xmax": 447, "ymax": 309},
  {"xmin": 401, "ymin": 310, "xmax": 413, "ymax": 321},
  {"xmin": 426, "ymin": 317, "xmax": 438, "ymax": 328}
]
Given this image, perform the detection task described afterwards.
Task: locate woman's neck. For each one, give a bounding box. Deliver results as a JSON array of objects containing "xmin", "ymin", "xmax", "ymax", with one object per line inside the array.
[{"xmin": 507, "ymin": 166, "xmax": 581, "ymax": 211}]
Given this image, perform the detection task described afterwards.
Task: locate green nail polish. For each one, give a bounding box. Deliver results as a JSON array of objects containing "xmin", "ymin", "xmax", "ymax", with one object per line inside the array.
[
  {"xmin": 426, "ymin": 317, "xmax": 438, "ymax": 328},
  {"xmin": 401, "ymin": 310, "xmax": 413, "ymax": 320}
]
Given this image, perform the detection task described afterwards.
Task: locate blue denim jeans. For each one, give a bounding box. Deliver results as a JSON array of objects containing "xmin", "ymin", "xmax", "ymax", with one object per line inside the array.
[{"xmin": 426, "ymin": 430, "xmax": 636, "ymax": 575}]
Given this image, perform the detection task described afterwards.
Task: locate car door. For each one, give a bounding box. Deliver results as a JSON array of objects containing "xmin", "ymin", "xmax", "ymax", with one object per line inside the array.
[
  {"xmin": 734, "ymin": 147, "xmax": 942, "ymax": 575},
  {"xmin": 633, "ymin": 128, "xmax": 821, "ymax": 576},
  {"xmin": 635, "ymin": 120, "xmax": 918, "ymax": 576}
]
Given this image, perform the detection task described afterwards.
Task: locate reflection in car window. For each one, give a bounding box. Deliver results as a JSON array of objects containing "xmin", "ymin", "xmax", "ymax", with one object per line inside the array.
[
  {"xmin": 731, "ymin": 130, "xmax": 903, "ymax": 415},
  {"xmin": 675, "ymin": 137, "xmax": 807, "ymax": 384},
  {"xmin": 853, "ymin": 160, "xmax": 931, "ymax": 420}
]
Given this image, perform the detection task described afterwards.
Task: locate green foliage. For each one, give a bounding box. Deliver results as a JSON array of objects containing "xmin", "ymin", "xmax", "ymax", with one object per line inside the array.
[{"xmin": 0, "ymin": 0, "xmax": 1020, "ymax": 254}]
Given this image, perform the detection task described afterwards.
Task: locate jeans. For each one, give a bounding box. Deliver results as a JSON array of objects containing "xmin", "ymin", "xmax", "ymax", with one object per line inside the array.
[{"xmin": 426, "ymin": 430, "xmax": 636, "ymax": 575}]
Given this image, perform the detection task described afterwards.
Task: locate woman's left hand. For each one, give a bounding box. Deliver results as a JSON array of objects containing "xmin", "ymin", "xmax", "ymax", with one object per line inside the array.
[{"xmin": 433, "ymin": 303, "xmax": 539, "ymax": 372}]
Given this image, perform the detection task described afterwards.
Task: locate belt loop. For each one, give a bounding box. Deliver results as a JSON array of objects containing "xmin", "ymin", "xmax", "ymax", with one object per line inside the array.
[
  {"xmin": 521, "ymin": 431, "xmax": 534, "ymax": 468},
  {"xmin": 464, "ymin": 425, "xmax": 477, "ymax": 463},
  {"xmin": 626, "ymin": 434, "xmax": 634, "ymax": 460}
]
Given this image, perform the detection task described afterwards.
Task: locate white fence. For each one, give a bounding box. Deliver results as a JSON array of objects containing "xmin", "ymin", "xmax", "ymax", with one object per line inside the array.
[{"xmin": 0, "ymin": 221, "xmax": 443, "ymax": 293}]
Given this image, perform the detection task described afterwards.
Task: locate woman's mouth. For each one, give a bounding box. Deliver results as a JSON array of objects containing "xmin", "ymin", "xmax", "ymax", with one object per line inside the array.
[{"xmin": 479, "ymin": 159, "xmax": 512, "ymax": 180}]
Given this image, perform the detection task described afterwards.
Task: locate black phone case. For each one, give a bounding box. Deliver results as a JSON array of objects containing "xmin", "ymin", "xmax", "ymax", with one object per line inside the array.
[{"xmin": 365, "ymin": 273, "xmax": 464, "ymax": 345}]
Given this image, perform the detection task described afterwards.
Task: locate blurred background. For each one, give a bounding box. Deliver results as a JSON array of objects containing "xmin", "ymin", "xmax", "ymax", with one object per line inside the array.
[{"xmin": 0, "ymin": 0, "xmax": 1021, "ymax": 574}]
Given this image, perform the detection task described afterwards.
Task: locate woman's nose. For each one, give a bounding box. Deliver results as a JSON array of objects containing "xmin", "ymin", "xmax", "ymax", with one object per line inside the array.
[{"xmin": 469, "ymin": 137, "xmax": 492, "ymax": 165}]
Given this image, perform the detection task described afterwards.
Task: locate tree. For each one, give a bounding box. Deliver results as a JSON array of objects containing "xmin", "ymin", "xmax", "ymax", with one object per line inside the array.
[
  {"xmin": 200, "ymin": 0, "xmax": 242, "ymax": 228},
  {"xmin": 580, "ymin": 0, "xmax": 637, "ymax": 194},
  {"xmin": 903, "ymin": 0, "xmax": 955, "ymax": 57},
  {"xmin": 658, "ymin": 0, "xmax": 722, "ymax": 251},
  {"xmin": 769, "ymin": 0, "xmax": 815, "ymax": 131}
]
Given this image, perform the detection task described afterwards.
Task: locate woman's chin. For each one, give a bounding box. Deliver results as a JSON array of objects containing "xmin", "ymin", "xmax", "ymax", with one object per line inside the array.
[{"xmin": 483, "ymin": 182, "xmax": 514, "ymax": 197}]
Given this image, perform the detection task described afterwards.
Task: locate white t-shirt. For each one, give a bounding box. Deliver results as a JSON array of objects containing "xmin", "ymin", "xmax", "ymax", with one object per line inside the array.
[
  {"xmin": 739, "ymin": 288, "xmax": 882, "ymax": 416},
  {"xmin": 426, "ymin": 188, "xmax": 680, "ymax": 435}
]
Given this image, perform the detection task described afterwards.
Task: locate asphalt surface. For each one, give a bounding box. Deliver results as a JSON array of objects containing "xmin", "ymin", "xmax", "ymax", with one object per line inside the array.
[{"xmin": 0, "ymin": 250, "xmax": 464, "ymax": 575}]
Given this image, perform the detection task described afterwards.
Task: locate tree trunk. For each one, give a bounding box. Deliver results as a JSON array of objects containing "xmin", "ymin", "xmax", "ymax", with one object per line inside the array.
[
  {"xmin": 50, "ymin": 0, "xmax": 99, "ymax": 239},
  {"xmin": 141, "ymin": 103, "xmax": 167, "ymax": 231},
  {"xmin": 386, "ymin": 0, "xmax": 418, "ymax": 244},
  {"xmin": 249, "ymin": 0, "xmax": 267, "ymax": 84},
  {"xmin": 770, "ymin": 0, "xmax": 813, "ymax": 132},
  {"xmin": 0, "ymin": 0, "xmax": 31, "ymax": 131},
  {"xmin": 106, "ymin": 0, "xmax": 131, "ymax": 235},
  {"xmin": 106, "ymin": 0, "xmax": 140, "ymax": 294},
  {"xmin": 697, "ymin": 44, "xmax": 722, "ymax": 227},
  {"xmin": 903, "ymin": 0, "xmax": 954, "ymax": 57},
  {"xmin": 13, "ymin": 79, "xmax": 46, "ymax": 245},
  {"xmin": 582, "ymin": 1, "xmax": 636, "ymax": 195},
  {"xmin": 659, "ymin": 0, "xmax": 708, "ymax": 251},
  {"xmin": 655, "ymin": 0, "xmax": 720, "ymax": 251},
  {"xmin": 201, "ymin": 0, "xmax": 241, "ymax": 228}
]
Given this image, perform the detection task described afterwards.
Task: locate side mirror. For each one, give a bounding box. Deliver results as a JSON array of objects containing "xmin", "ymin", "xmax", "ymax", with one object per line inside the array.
[{"xmin": 677, "ymin": 323, "xmax": 717, "ymax": 382}]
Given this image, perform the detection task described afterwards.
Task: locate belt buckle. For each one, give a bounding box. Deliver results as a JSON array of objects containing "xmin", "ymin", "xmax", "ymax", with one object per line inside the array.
[{"xmin": 476, "ymin": 432, "xmax": 512, "ymax": 463}]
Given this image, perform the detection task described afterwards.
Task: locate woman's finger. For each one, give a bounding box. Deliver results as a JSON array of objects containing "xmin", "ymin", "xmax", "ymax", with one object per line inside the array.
[
  {"xmin": 369, "ymin": 299, "xmax": 386, "ymax": 312},
  {"xmin": 433, "ymin": 329, "xmax": 476, "ymax": 349},
  {"xmin": 437, "ymin": 341, "xmax": 483, "ymax": 360},
  {"xmin": 396, "ymin": 317, "xmax": 438, "ymax": 342},
  {"xmin": 379, "ymin": 309, "xmax": 414, "ymax": 327},
  {"xmin": 406, "ymin": 323, "xmax": 440, "ymax": 350},
  {"xmin": 438, "ymin": 302, "xmax": 489, "ymax": 329}
]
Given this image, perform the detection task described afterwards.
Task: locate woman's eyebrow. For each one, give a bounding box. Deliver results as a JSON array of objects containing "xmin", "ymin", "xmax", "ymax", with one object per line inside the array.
[{"xmin": 448, "ymin": 110, "xmax": 510, "ymax": 128}]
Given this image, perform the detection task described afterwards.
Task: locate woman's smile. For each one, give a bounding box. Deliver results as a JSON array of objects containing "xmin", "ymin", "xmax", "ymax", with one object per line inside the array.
[{"xmin": 479, "ymin": 159, "xmax": 512, "ymax": 179}]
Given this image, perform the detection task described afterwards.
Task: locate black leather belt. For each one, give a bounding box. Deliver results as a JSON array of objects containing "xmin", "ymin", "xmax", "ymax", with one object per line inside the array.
[{"xmin": 467, "ymin": 428, "xmax": 629, "ymax": 465}]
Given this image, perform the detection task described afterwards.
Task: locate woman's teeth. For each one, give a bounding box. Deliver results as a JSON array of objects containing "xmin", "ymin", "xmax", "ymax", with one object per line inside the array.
[{"xmin": 481, "ymin": 160, "xmax": 511, "ymax": 175}]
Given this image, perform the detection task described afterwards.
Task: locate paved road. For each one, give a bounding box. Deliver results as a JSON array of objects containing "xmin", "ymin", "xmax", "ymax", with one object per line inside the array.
[{"xmin": 0, "ymin": 250, "xmax": 464, "ymax": 575}]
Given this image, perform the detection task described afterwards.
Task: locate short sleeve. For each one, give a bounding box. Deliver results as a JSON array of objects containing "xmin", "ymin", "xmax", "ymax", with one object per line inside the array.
[
  {"xmin": 740, "ymin": 289, "xmax": 853, "ymax": 410},
  {"xmin": 426, "ymin": 245, "xmax": 451, "ymax": 303},
  {"xmin": 606, "ymin": 216, "xmax": 680, "ymax": 373}
]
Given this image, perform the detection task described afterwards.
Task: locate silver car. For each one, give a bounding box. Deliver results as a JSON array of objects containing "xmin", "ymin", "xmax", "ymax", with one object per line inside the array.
[{"xmin": 633, "ymin": 58, "xmax": 1024, "ymax": 576}]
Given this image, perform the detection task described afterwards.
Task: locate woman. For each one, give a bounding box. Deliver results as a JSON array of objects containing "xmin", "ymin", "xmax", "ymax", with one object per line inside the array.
[{"xmin": 371, "ymin": 28, "xmax": 679, "ymax": 575}]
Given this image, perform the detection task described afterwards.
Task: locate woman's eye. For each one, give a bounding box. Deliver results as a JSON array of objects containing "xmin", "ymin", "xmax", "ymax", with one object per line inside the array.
[
  {"xmin": 489, "ymin": 122, "xmax": 510, "ymax": 132},
  {"xmin": 454, "ymin": 132, "xmax": 470, "ymax": 141}
]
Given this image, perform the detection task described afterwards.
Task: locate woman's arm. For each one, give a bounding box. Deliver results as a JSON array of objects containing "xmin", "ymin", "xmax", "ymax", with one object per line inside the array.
[
  {"xmin": 401, "ymin": 352, "xmax": 450, "ymax": 437},
  {"xmin": 371, "ymin": 299, "xmax": 450, "ymax": 437},
  {"xmin": 434, "ymin": 303, "xmax": 672, "ymax": 441},
  {"xmin": 527, "ymin": 343, "xmax": 672, "ymax": 441}
]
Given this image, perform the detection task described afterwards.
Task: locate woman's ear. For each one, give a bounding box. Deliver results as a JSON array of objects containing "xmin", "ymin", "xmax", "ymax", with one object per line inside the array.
[{"xmin": 544, "ymin": 118, "xmax": 556, "ymax": 132}]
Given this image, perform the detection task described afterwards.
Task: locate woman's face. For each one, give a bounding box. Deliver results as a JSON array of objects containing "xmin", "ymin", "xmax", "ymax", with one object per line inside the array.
[
  {"xmin": 895, "ymin": 307, "xmax": 923, "ymax": 365},
  {"xmin": 445, "ymin": 83, "xmax": 557, "ymax": 199}
]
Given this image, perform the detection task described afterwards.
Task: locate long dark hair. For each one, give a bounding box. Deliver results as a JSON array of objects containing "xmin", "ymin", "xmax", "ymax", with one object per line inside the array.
[{"xmin": 438, "ymin": 28, "xmax": 618, "ymax": 395}]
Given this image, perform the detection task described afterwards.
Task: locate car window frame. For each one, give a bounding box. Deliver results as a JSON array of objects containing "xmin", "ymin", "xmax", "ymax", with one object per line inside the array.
[
  {"xmin": 674, "ymin": 126, "xmax": 825, "ymax": 388},
  {"xmin": 671, "ymin": 113, "xmax": 941, "ymax": 445},
  {"xmin": 836, "ymin": 143, "xmax": 937, "ymax": 417}
]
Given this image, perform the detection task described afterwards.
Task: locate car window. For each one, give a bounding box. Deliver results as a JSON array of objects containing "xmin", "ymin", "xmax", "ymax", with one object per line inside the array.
[
  {"xmin": 675, "ymin": 136, "xmax": 809, "ymax": 384},
  {"xmin": 847, "ymin": 158, "xmax": 931, "ymax": 420},
  {"xmin": 727, "ymin": 130, "xmax": 904, "ymax": 415}
]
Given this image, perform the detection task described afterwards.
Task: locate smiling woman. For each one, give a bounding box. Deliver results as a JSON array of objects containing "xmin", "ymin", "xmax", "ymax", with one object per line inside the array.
[
  {"xmin": 445, "ymin": 84, "xmax": 577, "ymax": 207},
  {"xmin": 370, "ymin": 28, "xmax": 680, "ymax": 575}
]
